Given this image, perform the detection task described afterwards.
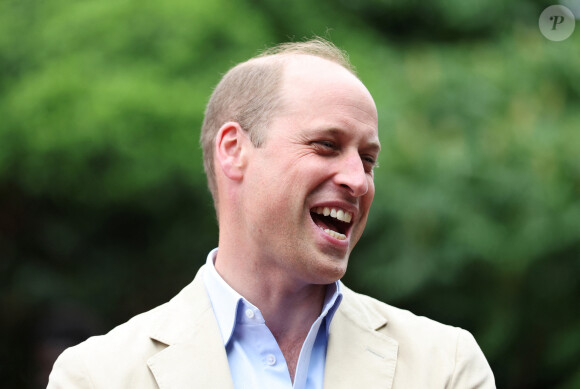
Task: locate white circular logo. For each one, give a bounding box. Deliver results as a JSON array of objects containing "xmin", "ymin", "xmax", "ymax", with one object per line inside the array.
[{"xmin": 539, "ymin": 5, "xmax": 576, "ymax": 41}]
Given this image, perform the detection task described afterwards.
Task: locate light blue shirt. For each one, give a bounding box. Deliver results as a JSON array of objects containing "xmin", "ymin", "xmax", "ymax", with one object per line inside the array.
[{"xmin": 202, "ymin": 248, "xmax": 343, "ymax": 389}]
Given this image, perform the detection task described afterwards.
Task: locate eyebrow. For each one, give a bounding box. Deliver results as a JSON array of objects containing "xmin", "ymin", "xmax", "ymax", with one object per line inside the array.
[{"xmin": 311, "ymin": 128, "xmax": 381, "ymax": 153}]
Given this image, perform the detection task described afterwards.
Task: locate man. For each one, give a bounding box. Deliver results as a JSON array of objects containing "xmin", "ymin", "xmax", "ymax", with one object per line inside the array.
[{"xmin": 48, "ymin": 39, "xmax": 495, "ymax": 388}]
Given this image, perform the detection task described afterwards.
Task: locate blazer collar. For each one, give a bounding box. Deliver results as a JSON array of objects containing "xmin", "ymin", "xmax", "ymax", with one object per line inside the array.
[
  {"xmin": 324, "ymin": 284, "xmax": 398, "ymax": 389},
  {"xmin": 146, "ymin": 265, "xmax": 235, "ymax": 389}
]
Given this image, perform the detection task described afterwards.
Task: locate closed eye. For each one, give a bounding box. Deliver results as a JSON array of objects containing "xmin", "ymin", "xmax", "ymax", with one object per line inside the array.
[
  {"xmin": 362, "ymin": 155, "xmax": 375, "ymax": 164},
  {"xmin": 312, "ymin": 140, "xmax": 378, "ymax": 172},
  {"xmin": 364, "ymin": 156, "xmax": 379, "ymax": 166},
  {"xmin": 312, "ymin": 140, "xmax": 338, "ymax": 154},
  {"xmin": 315, "ymin": 140, "xmax": 336, "ymax": 149}
]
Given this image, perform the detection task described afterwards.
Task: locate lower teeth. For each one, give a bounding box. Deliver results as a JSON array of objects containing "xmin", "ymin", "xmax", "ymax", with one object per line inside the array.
[{"xmin": 322, "ymin": 227, "xmax": 346, "ymax": 240}]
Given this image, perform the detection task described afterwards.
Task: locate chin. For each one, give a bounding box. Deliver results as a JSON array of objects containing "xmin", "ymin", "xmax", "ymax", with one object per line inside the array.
[{"xmin": 311, "ymin": 255, "xmax": 349, "ymax": 284}]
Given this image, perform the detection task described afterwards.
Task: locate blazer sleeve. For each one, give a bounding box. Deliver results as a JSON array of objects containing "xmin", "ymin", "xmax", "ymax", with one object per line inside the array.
[
  {"xmin": 449, "ymin": 329, "xmax": 496, "ymax": 389},
  {"xmin": 47, "ymin": 347, "xmax": 94, "ymax": 389}
]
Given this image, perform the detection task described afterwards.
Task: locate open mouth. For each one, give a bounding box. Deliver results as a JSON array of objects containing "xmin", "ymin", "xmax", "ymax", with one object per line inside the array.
[{"xmin": 310, "ymin": 206, "xmax": 353, "ymax": 241}]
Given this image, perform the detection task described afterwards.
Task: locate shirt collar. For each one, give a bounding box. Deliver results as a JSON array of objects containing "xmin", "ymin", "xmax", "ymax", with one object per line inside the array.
[
  {"xmin": 203, "ymin": 248, "xmax": 243, "ymax": 345},
  {"xmin": 321, "ymin": 279, "xmax": 343, "ymax": 334},
  {"xmin": 202, "ymin": 248, "xmax": 343, "ymax": 345}
]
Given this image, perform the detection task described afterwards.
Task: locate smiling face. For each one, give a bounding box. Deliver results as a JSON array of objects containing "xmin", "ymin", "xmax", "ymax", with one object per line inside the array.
[{"xmin": 238, "ymin": 55, "xmax": 380, "ymax": 286}]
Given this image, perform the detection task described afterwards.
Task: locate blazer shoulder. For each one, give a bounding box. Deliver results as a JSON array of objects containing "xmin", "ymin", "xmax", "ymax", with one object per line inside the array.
[
  {"xmin": 48, "ymin": 267, "xmax": 211, "ymax": 388},
  {"xmin": 53, "ymin": 266, "xmax": 209, "ymax": 358},
  {"xmin": 47, "ymin": 301, "xmax": 170, "ymax": 389},
  {"xmin": 340, "ymin": 283, "xmax": 460, "ymax": 339},
  {"xmin": 338, "ymin": 284, "xmax": 496, "ymax": 388},
  {"xmin": 77, "ymin": 300, "xmax": 170, "ymax": 355}
]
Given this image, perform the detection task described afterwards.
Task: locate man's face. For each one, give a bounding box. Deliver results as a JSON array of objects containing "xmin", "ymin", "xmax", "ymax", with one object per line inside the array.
[{"xmin": 240, "ymin": 56, "xmax": 380, "ymax": 286}]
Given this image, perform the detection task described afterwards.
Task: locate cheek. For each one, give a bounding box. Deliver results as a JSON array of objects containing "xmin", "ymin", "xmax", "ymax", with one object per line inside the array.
[{"xmin": 285, "ymin": 159, "xmax": 330, "ymax": 189}]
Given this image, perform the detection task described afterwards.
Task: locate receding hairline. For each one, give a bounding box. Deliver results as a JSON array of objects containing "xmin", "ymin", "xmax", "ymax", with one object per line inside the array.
[
  {"xmin": 256, "ymin": 38, "xmax": 356, "ymax": 70},
  {"xmin": 244, "ymin": 51, "xmax": 357, "ymax": 78},
  {"xmin": 260, "ymin": 52, "xmax": 375, "ymax": 113},
  {"xmin": 242, "ymin": 52, "xmax": 367, "ymax": 110}
]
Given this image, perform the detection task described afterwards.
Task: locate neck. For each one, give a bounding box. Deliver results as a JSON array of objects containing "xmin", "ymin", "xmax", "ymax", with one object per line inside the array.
[
  {"xmin": 214, "ymin": 241, "xmax": 327, "ymax": 342},
  {"xmin": 214, "ymin": 229, "xmax": 331, "ymax": 383}
]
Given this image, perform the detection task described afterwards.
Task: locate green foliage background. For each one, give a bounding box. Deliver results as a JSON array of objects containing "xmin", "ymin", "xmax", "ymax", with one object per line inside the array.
[{"xmin": 1, "ymin": 0, "xmax": 579, "ymax": 388}]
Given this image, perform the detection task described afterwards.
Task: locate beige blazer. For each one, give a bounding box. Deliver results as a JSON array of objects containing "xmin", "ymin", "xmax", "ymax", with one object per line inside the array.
[{"xmin": 48, "ymin": 265, "xmax": 495, "ymax": 388}]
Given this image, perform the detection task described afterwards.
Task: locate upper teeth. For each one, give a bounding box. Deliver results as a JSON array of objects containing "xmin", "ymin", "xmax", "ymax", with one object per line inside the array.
[{"xmin": 313, "ymin": 207, "xmax": 352, "ymax": 223}]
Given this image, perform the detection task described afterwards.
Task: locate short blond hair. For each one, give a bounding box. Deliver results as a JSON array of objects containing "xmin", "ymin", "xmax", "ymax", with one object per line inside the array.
[{"xmin": 200, "ymin": 38, "xmax": 355, "ymax": 211}]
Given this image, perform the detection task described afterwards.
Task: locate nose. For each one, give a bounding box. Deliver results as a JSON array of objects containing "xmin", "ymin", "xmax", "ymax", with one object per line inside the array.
[{"xmin": 333, "ymin": 150, "xmax": 369, "ymax": 197}]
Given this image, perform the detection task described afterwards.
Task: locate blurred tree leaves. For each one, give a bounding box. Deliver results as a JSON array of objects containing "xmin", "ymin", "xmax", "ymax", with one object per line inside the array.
[{"xmin": 1, "ymin": 0, "xmax": 579, "ymax": 388}]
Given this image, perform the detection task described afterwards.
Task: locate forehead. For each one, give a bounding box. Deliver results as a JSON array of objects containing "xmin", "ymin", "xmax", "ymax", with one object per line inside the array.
[{"xmin": 274, "ymin": 55, "xmax": 379, "ymax": 146}]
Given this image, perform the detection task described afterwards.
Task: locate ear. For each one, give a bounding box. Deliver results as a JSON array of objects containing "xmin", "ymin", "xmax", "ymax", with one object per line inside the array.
[{"xmin": 215, "ymin": 122, "xmax": 250, "ymax": 181}]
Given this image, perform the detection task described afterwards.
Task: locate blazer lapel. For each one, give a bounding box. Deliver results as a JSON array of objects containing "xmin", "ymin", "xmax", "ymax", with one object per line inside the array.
[
  {"xmin": 324, "ymin": 288, "xmax": 398, "ymax": 389},
  {"xmin": 146, "ymin": 266, "xmax": 234, "ymax": 389}
]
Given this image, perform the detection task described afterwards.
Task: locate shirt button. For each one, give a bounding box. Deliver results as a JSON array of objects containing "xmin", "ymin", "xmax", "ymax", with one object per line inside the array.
[
  {"xmin": 266, "ymin": 354, "xmax": 276, "ymax": 366},
  {"xmin": 245, "ymin": 309, "xmax": 255, "ymax": 319}
]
